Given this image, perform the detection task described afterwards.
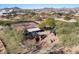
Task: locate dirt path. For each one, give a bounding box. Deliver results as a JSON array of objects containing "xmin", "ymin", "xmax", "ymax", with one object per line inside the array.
[{"xmin": 55, "ymin": 18, "xmax": 77, "ymax": 22}]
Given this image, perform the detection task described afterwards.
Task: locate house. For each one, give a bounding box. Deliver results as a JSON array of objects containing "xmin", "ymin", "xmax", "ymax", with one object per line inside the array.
[{"xmin": 27, "ymin": 28, "xmax": 41, "ymax": 33}]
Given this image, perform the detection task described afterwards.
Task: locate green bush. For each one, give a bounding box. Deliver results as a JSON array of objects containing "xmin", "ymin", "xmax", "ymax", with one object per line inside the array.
[{"xmin": 38, "ymin": 18, "xmax": 55, "ymax": 30}]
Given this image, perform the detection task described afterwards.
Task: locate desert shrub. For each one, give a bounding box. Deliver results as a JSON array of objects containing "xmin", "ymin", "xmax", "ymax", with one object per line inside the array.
[
  {"xmin": 38, "ymin": 21, "xmax": 46, "ymax": 30},
  {"xmin": 0, "ymin": 28, "xmax": 24, "ymax": 53},
  {"xmin": 60, "ymin": 33, "xmax": 79, "ymax": 47},
  {"xmin": 32, "ymin": 15, "xmax": 42, "ymax": 21},
  {"xmin": 64, "ymin": 16, "xmax": 71, "ymax": 20},
  {"xmin": 0, "ymin": 21, "xmax": 11, "ymax": 26},
  {"xmin": 56, "ymin": 20, "xmax": 79, "ymax": 47}
]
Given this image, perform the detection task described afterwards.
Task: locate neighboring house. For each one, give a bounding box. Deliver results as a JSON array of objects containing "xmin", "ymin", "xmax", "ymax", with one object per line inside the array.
[
  {"xmin": 0, "ymin": 9, "xmax": 27, "ymax": 17},
  {"xmin": 0, "ymin": 10, "xmax": 10, "ymax": 16},
  {"xmin": 0, "ymin": 12, "xmax": 3, "ymax": 16},
  {"xmin": 0, "ymin": 9, "xmax": 12, "ymax": 16}
]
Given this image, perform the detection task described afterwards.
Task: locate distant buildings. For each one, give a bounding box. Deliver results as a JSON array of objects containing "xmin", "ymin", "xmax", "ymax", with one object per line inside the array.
[
  {"xmin": 0, "ymin": 8, "xmax": 79, "ymax": 19},
  {"xmin": 0, "ymin": 9, "xmax": 13, "ymax": 16},
  {"xmin": 0, "ymin": 9, "xmax": 27, "ymax": 17}
]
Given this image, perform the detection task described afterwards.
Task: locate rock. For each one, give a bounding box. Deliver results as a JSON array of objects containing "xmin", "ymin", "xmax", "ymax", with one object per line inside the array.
[{"xmin": 0, "ymin": 40, "xmax": 7, "ymax": 54}]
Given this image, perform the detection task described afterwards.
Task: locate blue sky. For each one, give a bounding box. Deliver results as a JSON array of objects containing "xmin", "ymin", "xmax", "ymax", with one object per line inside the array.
[{"xmin": 0, "ymin": 4, "xmax": 79, "ymax": 9}]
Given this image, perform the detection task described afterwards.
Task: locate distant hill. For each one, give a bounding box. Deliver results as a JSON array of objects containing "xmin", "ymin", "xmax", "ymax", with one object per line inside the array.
[{"xmin": 2, "ymin": 7, "xmax": 21, "ymax": 10}]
